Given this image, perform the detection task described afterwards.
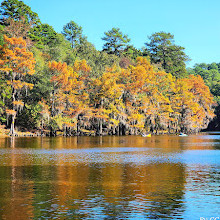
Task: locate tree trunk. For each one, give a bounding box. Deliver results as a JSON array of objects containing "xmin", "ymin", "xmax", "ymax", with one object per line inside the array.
[
  {"xmin": 99, "ymin": 119, "xmax": 102, "ymax": 135},
  {"xmin": 64, "ymin": 125, "xmax": 66, "ymax": 136},
  {"xmin": 51, "ymin": 89, "xmax": 55, "ymax": 117},
  {"xmin": 10, "ymin": 82, "xmax": 16, "ymax": 136},
  {"xmin": 10, "ymin": 114, "xmax": 15, "ymax": 136},
  {"xmin": 77, "ymin": 116, "xmax": 80, "ymax": 135},
  {"xmin": 71, "ymin": 37, "xmax": 74, "ymax": 48}
]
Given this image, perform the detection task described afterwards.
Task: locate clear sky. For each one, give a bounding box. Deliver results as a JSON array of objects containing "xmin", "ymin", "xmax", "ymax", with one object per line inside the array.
[{"xmin": 2, "ymin": 0, "xmax": 220, "ymax": 67}]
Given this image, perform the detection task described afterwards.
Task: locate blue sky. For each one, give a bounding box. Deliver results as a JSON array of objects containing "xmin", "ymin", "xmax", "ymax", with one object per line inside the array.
[{"xmin": 2, "ymin": 0, "xmax": 220, "ymax": 67}]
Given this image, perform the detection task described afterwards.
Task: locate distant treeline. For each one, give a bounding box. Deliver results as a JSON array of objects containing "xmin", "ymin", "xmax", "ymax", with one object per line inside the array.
[{"xmin": 0, "ymin": 0, "xmax": 218, "ymax": 136}]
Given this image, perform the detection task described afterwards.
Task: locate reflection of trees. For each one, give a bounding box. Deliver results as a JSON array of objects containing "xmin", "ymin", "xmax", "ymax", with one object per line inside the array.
[
  {"xmin": 46, "ymin": 162, "xmax": 186, "ymax": 219},
  {"xmin": 116, "ymin": 163, "xmax": 186, "ymax": 219},
  {"xmin": 0, "ymin": 136, "xmax": 188, "ymax": 219},
  {"xmin": 0, "ymin": 137, "xmax": 35, "ymax": 219},
  {"xmin": 144, "ymin": 164, "xmax": 185, "ymax": 219}
]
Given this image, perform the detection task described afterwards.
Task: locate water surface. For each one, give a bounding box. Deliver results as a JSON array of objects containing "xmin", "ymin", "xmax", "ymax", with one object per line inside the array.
[{"xmin": 0, "ymin": 133, "xmax": 219, "ymax": 219}]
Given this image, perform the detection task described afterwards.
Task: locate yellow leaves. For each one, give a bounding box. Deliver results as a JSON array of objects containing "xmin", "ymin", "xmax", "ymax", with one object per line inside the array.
[
  {"xmin": 45, "ymin": 55, "xmax": 215, "ymax": 133},
  {"xmin": 38, "ymin": 100, "xmax": 50, "ymax": 123},
  {"xmin": 64, "ymin": 121, "xmax": 76, "ymax": 128},
  {"xmin": 119, "ymin": 57, "xmax": 215, "ymax": 131},
  {"xmin": 6, "ymin": 109, "xmax": 16, "ymax": 116},
  {"xmin": 73, "ymin": 59, "xmax": 91, "ymax": 73},
  {"xmin": 4, "ymin": 35, "xmax": 26, "ymax": 48},
  {"xmin": 161, "ymin": 104, "xmax": 174, "ymax": 113},
  {"xmin": 136, "ymin": 56, "xmax": 152, "ymax": 70},
  {"xmin": 49, "ymin": 61, "xmax": 84, "ymax": 94},
  {"xmin": 168, "ymin": 74, "xmax": 215, "ymax": 130},
  {"xmin": 13, "ymin": 100, "xmax": 24, "ymax": 107},
  {"xmin": 0, "ymin": 60, "xmax": 4, "ymax": 65},
  {"xmin": 0, "ymin": 67, "xmax": 12, "ymax": 73},
  {"xmin": 48, "ymin": 60, "xmax": 92, "ymax": 121},
  {"xmin": 90, "ymin": 66, "xmax": 123, "ymax": 104},
  {"xmin": 57, "ymin": 116, "xmax": 77, "ymax": 128},
  {"xmin": 119, "ymin": 57, "xmax": 157, "ymax": 95},
  {"xmin": 110, "ymin": 119, "xmax": 119, "ymax": 126},
  {"xmin": 28, "ymin": 69, "xmax": 35, "ymax": 75},
  {"xmin": 3, "ymin": 36, "xmax": 27, "ymax": 55},
  {"xmin": 49, "ymin": 61, "xmax": 68, "ymax": 74},
  {"xmin": 129, "ymin": 113, "xmax": 144, "ymax": 121},
  {"xmin": 0, "ymin": 35, "xmax": 35, "ymax": 82},
  {"xmin": 93, "ymin": 78, "xmax": 102, "ymax": 87},
  {"xmin": 13, "ymin": 80, "xmax": 23, "ymax": 89},
  {"xmin": 133, "ymin": 124, "xmax": 145, "ymax": 128},
  {"xmin": 8, "ymin": 80, "xmax": 34, "ymax": 90},
  {"xmin": 100, "ymin": 73, "xmax": 122, "ymax": 99},
  {"xmin": 93, "ymin": 108, "xmax": 109, "ymax": 117}
]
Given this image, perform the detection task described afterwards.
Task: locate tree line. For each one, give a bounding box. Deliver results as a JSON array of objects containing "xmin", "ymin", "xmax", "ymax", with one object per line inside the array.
[{"xmin": 0, "ymin": 0, "xmax": 216, "ymax": 136}]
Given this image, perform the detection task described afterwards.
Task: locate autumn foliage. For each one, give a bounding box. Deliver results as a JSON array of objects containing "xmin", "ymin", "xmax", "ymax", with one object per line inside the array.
[
  {"xmin": 0, "ymin": 35, "xmax": 35, "ymax": 134},
  {"xmin": 38, "ymin": 57, "xmax": 214, "ymax": 135},
  {"xmin": 0, "ymin": 37, "xmax": 215, "ymax": 136},
  {"xmin": 0, "ymin": 33, "xmax": 215, "ymax": 135},
  {"xmin": 0, "ymin": 0, "xmax": 217, "ymax": 136}
]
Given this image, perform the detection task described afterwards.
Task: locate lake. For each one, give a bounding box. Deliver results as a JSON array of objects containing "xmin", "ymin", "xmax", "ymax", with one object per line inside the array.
[{"xmin": 0, "ymin": 133, "xmax": 219, "ymax": 219}]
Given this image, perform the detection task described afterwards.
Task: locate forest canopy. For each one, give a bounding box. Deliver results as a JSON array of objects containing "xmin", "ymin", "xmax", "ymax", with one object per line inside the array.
[{"xmin": 0, "ymin": 0, "xmax": 217, "ymax": 136}]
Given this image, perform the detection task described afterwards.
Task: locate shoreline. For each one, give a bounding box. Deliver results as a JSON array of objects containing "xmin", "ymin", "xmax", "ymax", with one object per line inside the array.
[{"xmin": 0, "ymin": 128, "xmax": 203, "ymax": 138}]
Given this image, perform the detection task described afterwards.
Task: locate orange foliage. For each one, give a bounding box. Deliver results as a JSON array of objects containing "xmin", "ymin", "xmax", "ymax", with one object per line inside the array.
[
  {"xmin": 12, "ymin": 100, "xmax": 24, "ymax": 106},
  {"xmin": 0, "ymin": 35, "xmax": 35, "ymax": 75},
  {"xmin": 0, "ymin": 35, "xmax": 36, "ymax": 134},
  {"xmin": 6, "ymin": 109, "xmax": 16, "ymax": 116},
  {"xmin": 48, "ymin": 59, "xmax": 91, "ymax": 128}
]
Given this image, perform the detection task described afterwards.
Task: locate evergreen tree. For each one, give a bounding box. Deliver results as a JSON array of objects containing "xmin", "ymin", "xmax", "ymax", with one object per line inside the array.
[
  {"xmin": 145, "ymin": 31, "xmax": 189, "ymax": 78},
  {"xmin": 0, "ymin": 0, "xmax": 40, "ymax": 25},
  {"xmin": 0, "ymin": 25, "xmax": 3, "ymax": 46},
  {"xmin": 102, "ymin": 27, "xmax": 130, "ymax": 56},
  {"xmin": 29, "ymin": 23, "xmax": 58, "ymax": 48},
  {"xmin": 62, "ymin": 20, "xmax": 83, "ymax": 48}
]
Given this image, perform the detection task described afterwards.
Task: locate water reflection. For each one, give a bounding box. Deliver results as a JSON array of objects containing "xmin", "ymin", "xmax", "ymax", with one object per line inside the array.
[
  {"xmin": 0, "ymin": 163, "xmax": 186, "ymax": 219},
  {"xmin": 1, "ymin": 134, "xmax": 220, "ymax": 150},
  {"xmin": 0, "ymin": 134, "xmax": 219, "ymax": 219}
]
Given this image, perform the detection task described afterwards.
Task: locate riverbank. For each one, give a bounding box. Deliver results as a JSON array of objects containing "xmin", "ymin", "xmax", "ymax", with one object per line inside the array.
[
  {"xmin": 0, "ymin": 128, "xmax": 189, "ymax": 137},
  {"xmin": 0, "ymin": 128, "xmax": 37, "ymax": 137},
  {"xmin": 0, "ymin": 128, "xmax": 97, "ymax": 137}
]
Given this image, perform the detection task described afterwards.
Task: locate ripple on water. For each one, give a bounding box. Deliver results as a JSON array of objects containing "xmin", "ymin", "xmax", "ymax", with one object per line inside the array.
[
  {"xmin": 0, "ymin": 147, "xmax": 184, "ymax": 166},
  {"xmin": 0, "ymin": 135, "xmax": 219, "ymax": 219}
]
